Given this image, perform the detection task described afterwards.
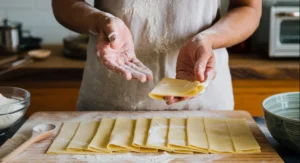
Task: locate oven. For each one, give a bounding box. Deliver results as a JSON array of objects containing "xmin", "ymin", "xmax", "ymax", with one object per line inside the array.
[{"xmin": 269, "ymin": 2, "xmax": 300, "ymax": 58}]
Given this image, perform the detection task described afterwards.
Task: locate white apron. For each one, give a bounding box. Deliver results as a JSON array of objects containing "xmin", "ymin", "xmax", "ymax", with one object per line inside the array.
[{"xmin": 77, "ymin": 0, "xmax": 234, "ymax": 111}]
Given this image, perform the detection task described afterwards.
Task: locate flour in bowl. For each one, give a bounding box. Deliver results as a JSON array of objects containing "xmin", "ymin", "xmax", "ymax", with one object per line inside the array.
[{"xmin": 0, "ymin": 94, "xmax": 24, "ymax": 130}]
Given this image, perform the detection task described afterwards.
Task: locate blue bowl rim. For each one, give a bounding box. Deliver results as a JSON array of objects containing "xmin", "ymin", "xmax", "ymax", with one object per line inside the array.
[
  {"xmin": 0, "ymin": 86, "xmax": 30, "ymax": 116},
  {"xmin": 262, "ymin": 92, "xmax": 300, "ymax": 123}
]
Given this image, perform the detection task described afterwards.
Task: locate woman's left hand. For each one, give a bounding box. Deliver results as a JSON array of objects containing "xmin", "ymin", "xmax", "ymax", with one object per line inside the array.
[{"xmin": 165, "ymin": 34, "xmax": 217, "ymax": 105}]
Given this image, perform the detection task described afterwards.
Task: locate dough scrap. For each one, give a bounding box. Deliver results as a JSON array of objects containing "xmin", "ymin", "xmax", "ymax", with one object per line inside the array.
[{"xmin": 149, "ymin": 78, "xmax": 204, "ymax": 100}]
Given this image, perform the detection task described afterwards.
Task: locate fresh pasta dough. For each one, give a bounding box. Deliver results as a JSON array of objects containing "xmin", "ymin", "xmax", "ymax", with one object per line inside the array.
[
  {"xmin": 47, "ymin": 117, "xmax": 261, "ymax": 155},
  {"xmin": 204, "ymin": 118, "xmax": 234, "ymax": 154},
  {"xmin": 107, "ymin": 118, "xmax": 139, "ymax": 152},
  {"xmin": 187, "ymin": 116, "xmax": 208, "ymax": 153},
  {"xmin": 226, "ymin": 119, "xmax": 261, "ymax": 153},
  {"xmin": 88, "ymin": 118, "xmax": 115, "ymax": 153},
  {"xmin": 149, "ymin": 78, "xmax": 204, "ymax": 100},
  {"xmin": 146, "ymin": 117, "xmax": 172, "ymax": 151},
  {"xmin": 67, "ymin": 121, "xmax": 99, "ymax": 152},
  {"xmin": 132, "ymin": 118, "xmax": 158, "ymax": 152},
  {"xmin": 167, "ymin": 117, "xmax": 193, "ymax": 154},
  {"xmin": 47, "ymin": 122, "xmax": 81, "ymax": 154}
]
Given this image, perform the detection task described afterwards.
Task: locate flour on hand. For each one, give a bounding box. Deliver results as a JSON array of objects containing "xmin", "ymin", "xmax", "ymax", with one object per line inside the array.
[{"xmin": 0, "ymin": 94, "xmax": 24, "ymax": 130}]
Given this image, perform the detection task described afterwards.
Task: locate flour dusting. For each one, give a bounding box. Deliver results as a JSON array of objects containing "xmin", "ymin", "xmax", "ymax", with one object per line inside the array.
[
  {"xmin": 72, "ymin": 152, "xmax": 226, "ymax": 163},
  {"xmin": 0, "ymin": 94, "xmax": 24, "ymax": 130}
]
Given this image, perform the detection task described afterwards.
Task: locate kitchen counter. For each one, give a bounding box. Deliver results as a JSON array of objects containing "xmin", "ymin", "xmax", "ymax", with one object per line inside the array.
[
  {"xmin": 0, "ymin": 116, "xmax": 299, "ymax": 163},
  {"xmin": 0, "ymin": 45, "xmax": 299, "ymax": 81}
]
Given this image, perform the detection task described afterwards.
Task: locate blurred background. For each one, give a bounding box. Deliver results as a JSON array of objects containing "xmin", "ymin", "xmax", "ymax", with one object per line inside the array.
[
  {"xmin": 0, "ymin": 0, "xmax": 94, "ymax": 44},
  {"xmin": 0, "ymin": 0, "xmax": 299, "ymax": 117}
]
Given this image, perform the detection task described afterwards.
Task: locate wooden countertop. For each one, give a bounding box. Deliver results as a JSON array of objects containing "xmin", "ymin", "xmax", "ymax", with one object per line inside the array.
[
  {"xmin": 0, "ymin": 46, "xmax": 299, "ymax": 80},
  {"xmin": 0, "ymin": 111, "xmax": 283, "ymax": 163}
]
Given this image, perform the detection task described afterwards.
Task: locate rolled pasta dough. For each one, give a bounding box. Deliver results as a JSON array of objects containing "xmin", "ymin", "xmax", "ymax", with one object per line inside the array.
[
  {"xmin": 88, "ymin": 118, "xmax": 115, "ymax": 153},
  {"xmin": 226, "ymin": 119, "xmax": 261, "ymax": 153},
  {"xmin": 146, "ymin": 117, "xmax": 172, "ymax": 151},
  {"xmin": 167, "ymin": 117, "xmax": 193, "ymax": 154},
  {"xmin": 187, "ymin": 116, "xmax": 208, "ymax": 153},
  {"xmin": 149, "ymin": 78, "xmax": 204, "ymax": 100},
  {"xmin": 204, "ymin": 118, "xmax": 234, "ymax": 154},
  {"xmin": 67, "ymin": 121, "xmax": 99, "ymax": 152},
  {"xmin": 132, "ymin": 118, "xmax": 158, "ymax": 152},
  {"xmin": 107, "ymin": 118, "xmax": 139, "ymax": 152}
]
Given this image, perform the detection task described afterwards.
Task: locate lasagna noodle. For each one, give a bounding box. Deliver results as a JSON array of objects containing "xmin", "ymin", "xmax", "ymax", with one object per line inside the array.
[
  {"xmin": 187, "ymin": 116, "xmax": 208, "ymax": 153},
  {"xmin": 226, "ymin": 119, "xmax": 261, "ymax": 153},
  {"xmin": 67, "ymin": 121, "xmax": 99, "ymax": 152},
  {"xmin": 146, "ymin": 117, "xmax": 172, "ymax": 151},
  {"xmin": 107, "ymin": 118, "xmax": 139, "ymax": 152},
  {"xmin": 204, "ymin": 118, "xmax": 234, "ymax": 154},
  {"xmin": 47, "ymin": 122, "xmax": 86, "ymax": 154},
  {"xmin": 132, "ymin": 118, "xmax": 158, "ymax": 152},
  {"xmin": 167, "ymin": 117, "xmax": 193, "ymax": 154},
  {"xmin": 87, "ymin": 118, "xmax": 115, "ymax": 153},
  {"xmin": 149, "ymin": 78, "xmax": 204, "ymax": 100}
]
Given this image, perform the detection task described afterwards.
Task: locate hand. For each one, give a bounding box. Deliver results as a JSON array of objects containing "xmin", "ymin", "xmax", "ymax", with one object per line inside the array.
[
  {"xmin": 96, "ymin": 16, "xmax": 153, "ymax": 82},
  {"xmin": 165, "ymin": 34, "xmax": 217, "ymax": 105}
]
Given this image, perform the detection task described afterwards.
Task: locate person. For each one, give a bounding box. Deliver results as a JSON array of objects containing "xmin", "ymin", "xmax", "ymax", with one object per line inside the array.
[{"xmin": 52, "ymin": 0, "xmax": 261, "ymax": 111}]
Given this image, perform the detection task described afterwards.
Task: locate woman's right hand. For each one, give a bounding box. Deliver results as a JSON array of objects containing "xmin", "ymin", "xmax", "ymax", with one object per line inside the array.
[{"xmin": 96, "ymin": 16, "xmax": 153, "ymax": 82}]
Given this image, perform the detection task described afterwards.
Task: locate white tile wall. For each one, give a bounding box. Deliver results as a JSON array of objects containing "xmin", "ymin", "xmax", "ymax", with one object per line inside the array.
[
  {"xmin": 0, "ymin": 0, "xmax": 35, "ymax": 9},
  {"xmin": 0, "ymin": 11, "xmax": 6, "ymax": 21},
  {"xmin": 0, "ymin": 0, "xmax": 94, "ymax": 45},
  {"xmin": 7, "ymin": 10, "xmax": 60, "ymax": 27},
  {"xmin": 36, "ymin": 0, "xmax": 52, "ymax": 9}
]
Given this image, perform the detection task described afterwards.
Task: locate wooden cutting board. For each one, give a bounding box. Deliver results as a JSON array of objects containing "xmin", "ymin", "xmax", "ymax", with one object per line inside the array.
[{"xmin": 0, "ymin": 111, "xmax": 283, "ymax": 163}]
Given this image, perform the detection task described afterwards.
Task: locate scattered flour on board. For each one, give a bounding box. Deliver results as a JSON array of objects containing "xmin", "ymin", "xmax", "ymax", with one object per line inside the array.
[
  {"xmin": 72, "ymin": 152, "xmax": 226, "ymax": 163},
  {"xmin": 66, "ymin": 111, "xmax": 225, "ymax": 122},
  {"xmin": 0, "ymin": 94, "xmax": 24, "ymax": 130}
]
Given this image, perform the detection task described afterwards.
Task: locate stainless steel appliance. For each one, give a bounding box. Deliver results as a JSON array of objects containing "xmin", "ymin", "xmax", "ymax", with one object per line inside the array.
[
  {"xmin": 0, "ymin": 19, "xmax": 22, "ymax": 54},
  {"xmin": 0, "ymin": 19, "xmax": 42, "ymax": 55},
  {"xmin": 269, "ymin": 2, "xmax": 300, "ymax": 58}
]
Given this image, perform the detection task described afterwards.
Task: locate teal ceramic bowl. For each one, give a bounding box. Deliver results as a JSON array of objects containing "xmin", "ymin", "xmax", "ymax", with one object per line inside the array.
[{"xmin": 263, "ymin": 92, "xmax": 300, "ymax": 153}]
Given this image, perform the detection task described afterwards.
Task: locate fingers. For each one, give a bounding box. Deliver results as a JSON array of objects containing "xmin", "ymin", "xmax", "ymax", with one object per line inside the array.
[
  {"xmin": 102, "ymin": 58, "xmax": 147, "ymax": 82},
  {"xmin": 132, "ymin": 58, "xmax": 153, "ymax": 81},
  {"xmin": 194, "ymin": 51, "xmax": 214, "ymax": 82},
  {"xmin": 123, "ymin": 52, "xmax": 152, "ymax": 82},
  {"xmin": 102, "ymin": 59, "xmax": 132, "ymax": 80},
  {"xmin": 164, "ymin": 96, "xmax": 178, "ymax": 105},
  {"xmin": 205, "ymin": 54, "xmax": 216, "ymax": 81},
  {"xmin": 164, "ymin": 96, "xmax": 193, "ymax": 105},
  {"xmin": 123, "ymin": 63, "xmax": 147, "ymax": 82}
]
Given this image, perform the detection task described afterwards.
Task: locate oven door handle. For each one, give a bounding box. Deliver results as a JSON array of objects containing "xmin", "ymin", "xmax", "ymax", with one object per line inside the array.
[{"xmin": 277, "ymin": 12, "xmax": 300, "ymax": 18}]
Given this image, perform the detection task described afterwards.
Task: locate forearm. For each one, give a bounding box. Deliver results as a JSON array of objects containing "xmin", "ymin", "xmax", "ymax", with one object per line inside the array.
[
  {"xmin": 52, "ymin": 0, "xmax": 113, "ymax": 34},
  {"xmin": 201, "ymin": 2, "xmax": 262, "ymax": 49}
]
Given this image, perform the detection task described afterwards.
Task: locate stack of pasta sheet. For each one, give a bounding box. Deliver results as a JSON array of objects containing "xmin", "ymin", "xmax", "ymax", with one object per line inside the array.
[{"xmin": 47, "ymin": 117, "xmax": 261, "ymax": 154}]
